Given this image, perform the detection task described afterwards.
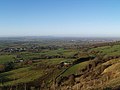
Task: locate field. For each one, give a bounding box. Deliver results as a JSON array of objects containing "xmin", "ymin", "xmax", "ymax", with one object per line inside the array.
[
  {"xmin": 0, "ymin": 67, "xmax": 44, "ymax": 86},
  {"xmin": 90, "ymin": 45, "xmax": 120, "ymax": 56},
  {"xmin": 0, "ymin": 39, "xmax": 120, "ymax": 89},
  {"xmin": 0, "ymin": 55, "xmax": 15, "ymax": 64},
  {"xmin": 62, "ymin": 61, "xmax": 90, "ymax": 76},
  {"xmin": 0, "ymin": 58, "xmax": 72, "ymax": 87}
]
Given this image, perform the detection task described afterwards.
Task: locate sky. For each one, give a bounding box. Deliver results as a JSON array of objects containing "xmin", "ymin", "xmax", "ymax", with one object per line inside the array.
[{"xmin": 0, "ymin": 0, "xmax": 120, "ymax": 37}]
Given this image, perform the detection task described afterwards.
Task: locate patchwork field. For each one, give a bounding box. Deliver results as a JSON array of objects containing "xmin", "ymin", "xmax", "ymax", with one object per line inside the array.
[{"xmin": 0, "ymin": 40, "xmax": 120, "ymax": 90}]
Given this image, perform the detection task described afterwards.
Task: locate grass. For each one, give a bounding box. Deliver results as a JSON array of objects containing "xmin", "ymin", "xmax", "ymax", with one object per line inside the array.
[
  {"xmin": 32, "ymin": 58, "xmax": 75, "ymax": 68},
  {"xmin": 0, "ymin": 66, "xmax": 44, "ymax": 86},
  {"xmin": 90, "ymin": 45, "xmax": 120, "ymax": 57},
  {"xmin": 0, "ymin": 55, "xmax": 15, "ymax": 64},
  {"xmin": 46, "ymin": 58, "xmax": 75, "ymax": 65},
  {"xmin": 103, "ymin": 58, "xmax": 120, "ymax": 66},
  {"xmin": 62, "ymin": 61, "xmax": 90, "ymax": 76},
  {"xmin": 100, "ymin": 59, "xmax": 120, "ymax": 88},
  {"xmin": 18, "ymin": 49, "xmax": 77, "ymax": 60},
  {"xmin": 106, "ymin": 76, "xmax": 120, "ymax": 88},
  {"xmin": 103, "ymin": 59, "xmax": 120, "ymax": 73},
  {"xmin": 0, "ymin": 58, "xmax": 70, "ymax": 86}
]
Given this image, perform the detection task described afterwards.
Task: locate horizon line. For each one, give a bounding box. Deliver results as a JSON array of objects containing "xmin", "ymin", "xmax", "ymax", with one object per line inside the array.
[{"xmin": 0, "ymin": 35, "xmax": 120, "ymax": 38}]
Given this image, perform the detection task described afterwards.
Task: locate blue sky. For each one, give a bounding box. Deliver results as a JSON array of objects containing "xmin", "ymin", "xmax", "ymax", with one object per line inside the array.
[{"xmin": 0, "ymin": 0, "xmax": 120, "ymax": 37}]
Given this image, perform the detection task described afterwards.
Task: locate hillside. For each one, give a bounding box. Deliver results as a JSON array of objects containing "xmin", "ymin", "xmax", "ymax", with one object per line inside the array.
[{"xmin": 53, "ymin": 44, "xmax": 120, "ymax": 90}]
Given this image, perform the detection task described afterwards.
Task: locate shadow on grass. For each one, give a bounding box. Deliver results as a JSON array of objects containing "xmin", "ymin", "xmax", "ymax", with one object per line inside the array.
[{"xmin": 0, "ymin": 72, "xmax": 13, "ymax": 85}]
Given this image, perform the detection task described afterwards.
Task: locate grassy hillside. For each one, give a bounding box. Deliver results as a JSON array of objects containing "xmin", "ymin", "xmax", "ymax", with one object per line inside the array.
[
  {"xmin": 0, "ymin": 67, "xmax": 44, "ymax": 86},
  {"xmin": 0, "ymin": 58, "xmax": 71, "ymax": 87},
  {"xmin": 54, "ymin": 45, "xmax": 120, "ymax": 90},
  {"xmin": 62, "ymin": 61, "xmax": 90, "ymax": 76}
]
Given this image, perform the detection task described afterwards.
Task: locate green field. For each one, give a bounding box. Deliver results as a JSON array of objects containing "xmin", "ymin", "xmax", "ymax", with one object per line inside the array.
[
  {"xmin": 0, "ymin": 55, "xmax": 15, "ymax": 64},
  {"xmin": 0, "ymin": 67, "xmax": 44, "ymax": 86},
  {"xmin": 90, "ymin": 45, "xmax": 120, "ymax": 56},
  {"xmin": 62, "ymin": 61, "xmax": 90, "ymax": 76},
  {"xmin": 0, "ymin": 58, "xmax": 69, "ymax": 86},
  {"xmin": 17, "ymin": 49, "xmax": 77, "ymax": 60}
]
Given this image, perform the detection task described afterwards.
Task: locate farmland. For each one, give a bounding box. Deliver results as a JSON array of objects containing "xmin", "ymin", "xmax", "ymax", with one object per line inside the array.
[{"xmin": 0, "ymin": 37, "xmax": 120, "ymax": 90}]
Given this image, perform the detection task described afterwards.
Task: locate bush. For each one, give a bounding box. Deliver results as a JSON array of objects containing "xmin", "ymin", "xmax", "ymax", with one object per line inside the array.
[{"xmin": 0, "ymin": 64, "xmax": 5, "ymax": 72}]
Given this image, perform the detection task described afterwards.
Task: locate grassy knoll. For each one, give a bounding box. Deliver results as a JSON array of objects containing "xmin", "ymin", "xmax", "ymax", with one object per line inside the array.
[
  {"xmin": 101, "ymin": 59, "xmax": 120, "ymax": 88},
  {"xmin": 62, "ymin": 61, "xmax": 90, "ymax": 76}
]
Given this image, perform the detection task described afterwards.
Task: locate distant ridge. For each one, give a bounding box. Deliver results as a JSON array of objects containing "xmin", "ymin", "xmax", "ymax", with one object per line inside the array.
[{"xmin": 0, "ymin": 36, "xmax": 120, "ymax": 42}]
